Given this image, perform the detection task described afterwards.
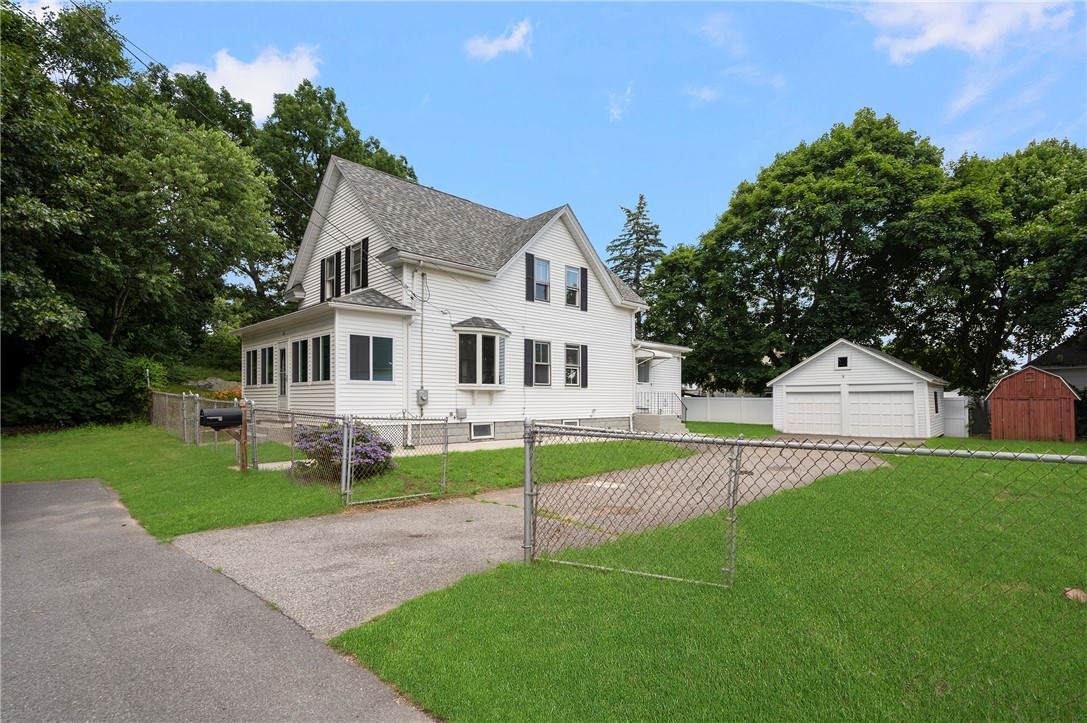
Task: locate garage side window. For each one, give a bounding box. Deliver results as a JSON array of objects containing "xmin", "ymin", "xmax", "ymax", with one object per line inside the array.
[{"xmin": 933, "ymin": 391, "xmax": 939, "ymax": 414}]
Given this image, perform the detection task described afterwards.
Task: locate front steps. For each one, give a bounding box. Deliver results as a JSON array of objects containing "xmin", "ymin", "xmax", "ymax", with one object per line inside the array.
[{"xmin": 632, "ymin": 413, "xmax": 688, "ymax": 434}]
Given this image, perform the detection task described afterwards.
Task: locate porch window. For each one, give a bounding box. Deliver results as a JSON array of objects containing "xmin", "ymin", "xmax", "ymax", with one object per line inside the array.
[
  {"xmin": 260, "ymin": 346, "xmax": 275, "ymax": 385},
  {"xmin": 311, "ymin": 334, "xmax": 331, "ymax": 382},
  {"xmin": 292, "ymin": 339, "xmax": 309, "ymax": 383},
  {"xmin": 350, "ymin": 335, "xmax": 393, "ymax": 381},
  {"xmin": 245, "ymin": 349, "xmax": 258, "ymax": 386}
]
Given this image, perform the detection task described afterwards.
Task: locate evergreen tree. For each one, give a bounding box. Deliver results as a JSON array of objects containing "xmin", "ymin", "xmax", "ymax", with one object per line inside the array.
[{"xmin": 606, "ymin": 194, "xmax": 665, "ymax": 337}]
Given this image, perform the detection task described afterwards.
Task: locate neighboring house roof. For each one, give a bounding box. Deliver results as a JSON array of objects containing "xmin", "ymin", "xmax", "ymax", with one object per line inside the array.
[
  {"xmin": 451, "ymin": 317, "xmax": 510, "ymax": 335},
  {"xmin": 1031, "ymin": 330, "xmax": 1087, "ymax": 367},
  {"xmin": 291, "ymin": 156, "xmax": 644, "ymax": 306},
  {"xmin": 769, "ymin": 338, "xmax": 949, "ymax": 387}
]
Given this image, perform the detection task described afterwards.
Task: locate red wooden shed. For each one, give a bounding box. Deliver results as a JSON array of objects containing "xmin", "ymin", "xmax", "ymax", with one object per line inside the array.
[{"xmin": 986, "ymin": 366, "xmax": 1081, "ymax": 442}]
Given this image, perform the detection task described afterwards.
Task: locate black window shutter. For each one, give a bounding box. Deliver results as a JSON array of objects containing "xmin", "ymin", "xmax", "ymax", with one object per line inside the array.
[
  {"xmin": 525, "ymin": 253, "xmax": 534, "ymax": 302},
  {"xmin": 344, "ymin": 248, "xmax": 352, "ymax": 295},
  {"xmin": 524, "ymin": 338, "xmax": 534, "ymax": 387},
  {"xmin": 320, "ymin": 260, "xmax": 326, "ymax": 303},
  {"xmin": 362, "ymin": 238, "xmax": 369, "ymax": 289},
  {"xmin": 581, "ymin": 345, "xmax": 588, "ymax": 388},
  {"xmin": 334, "ymin": 251, "xmax": 342, "ymax": 298},
  {"xmin": 580, "ymin": 267, "xmax": 588, "ymax": 312}
]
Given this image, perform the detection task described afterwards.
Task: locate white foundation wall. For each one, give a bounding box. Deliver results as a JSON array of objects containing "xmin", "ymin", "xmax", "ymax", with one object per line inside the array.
[{"xmin": 401, "ymin": 218, "xmax": 636, "ymax": 429}]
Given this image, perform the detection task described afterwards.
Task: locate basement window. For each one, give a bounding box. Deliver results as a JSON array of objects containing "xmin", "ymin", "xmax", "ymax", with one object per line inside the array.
[{"xmin": 471, "ymin": 422, "xmax": 494, "ymax": 440}]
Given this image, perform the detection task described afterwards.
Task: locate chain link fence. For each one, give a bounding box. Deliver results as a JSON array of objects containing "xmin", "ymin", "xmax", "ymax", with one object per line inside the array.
[
  {"xmin": 150, "ymin": 393, "xmax": 449, "ymax": 504},
  {"xmin": 523, "ymin": 421, "xmax": 1086, "ymax": 712}
]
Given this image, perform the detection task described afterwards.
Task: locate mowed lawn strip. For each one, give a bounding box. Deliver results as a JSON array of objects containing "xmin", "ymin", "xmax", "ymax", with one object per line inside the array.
[
  {"xmin": 683, "ymin": 421, "xmax": 777, "ymax": 438},
  {"xmin": 333, "ymin": 453, "xmax": 1087, "ymax": 721},
  {"xmin": 350, "ymin": 440, "xmax": 695, "ymax": 502},
  {"xmin": 1, "ymin": 425, "xmax": 340, "ymax": 540},
  {"xmin": 2, "ymin": 425, "xmax": 694, "ymax": 538}
]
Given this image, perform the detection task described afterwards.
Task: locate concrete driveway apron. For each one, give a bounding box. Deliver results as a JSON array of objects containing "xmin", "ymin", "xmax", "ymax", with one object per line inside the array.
[{"xmin": 1, "ymin": 479, "xmax": 428, "ymax": 722}]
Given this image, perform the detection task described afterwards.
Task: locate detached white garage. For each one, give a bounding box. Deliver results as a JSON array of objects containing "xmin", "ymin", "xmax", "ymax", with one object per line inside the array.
[{"xmin": 770, "ymin": 339, "xmax": 948, "ymax": 440}]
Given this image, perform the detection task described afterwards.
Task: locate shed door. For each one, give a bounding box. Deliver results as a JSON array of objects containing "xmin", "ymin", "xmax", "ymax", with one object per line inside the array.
[
  {"xmin": 785, "ymin": 392, "xmax": 842, "ymax": 435},
  {"xmin": 847, "ymin": 391, "xmax": 915, "ymax": 438}
]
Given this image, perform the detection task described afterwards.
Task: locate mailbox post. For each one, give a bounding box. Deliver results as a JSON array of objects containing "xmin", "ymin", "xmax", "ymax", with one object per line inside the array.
[{"xmin": 199, "ymin": 407, "xmax": 247, "ymax": 473}]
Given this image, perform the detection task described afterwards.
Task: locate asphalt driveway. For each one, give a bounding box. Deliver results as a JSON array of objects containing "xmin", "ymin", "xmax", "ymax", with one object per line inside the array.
[
  {"xmin": 173, "ymin": 491, "xmax": 526, "ymax": 641},
  {"xmin": 0, "ymin": 479, "xmax": 428, "ymax": 722}
]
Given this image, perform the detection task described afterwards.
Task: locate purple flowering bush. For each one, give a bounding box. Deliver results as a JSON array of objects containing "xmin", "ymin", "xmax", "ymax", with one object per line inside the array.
[{"xmin": 294, "ymin": 420, "xmax": 396, "ymax": 481}]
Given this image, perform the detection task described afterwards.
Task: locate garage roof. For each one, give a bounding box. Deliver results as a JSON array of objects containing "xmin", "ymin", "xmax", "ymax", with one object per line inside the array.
[{"xmin": 769, "ymin": 339, "xmax": 948, "ymax": 387}]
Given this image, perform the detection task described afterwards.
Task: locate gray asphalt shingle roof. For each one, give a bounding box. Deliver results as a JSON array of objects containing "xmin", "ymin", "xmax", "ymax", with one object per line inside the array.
[
  {"xmin": 333, "ymin": 157, "xmax": 643, "ymax": 305},
  {"xmin": 450, "ymin": 317, "xmax": 511, "ymax": 334},
  {"xmin": 336, "ymin": 288, "xmax": 414, "ymax": 312}
]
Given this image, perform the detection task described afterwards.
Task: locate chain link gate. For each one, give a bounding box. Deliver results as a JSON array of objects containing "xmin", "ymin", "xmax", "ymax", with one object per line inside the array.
[{"xmin": 522, "ymin": 420, "xmax": 1087, "ymax": 591}]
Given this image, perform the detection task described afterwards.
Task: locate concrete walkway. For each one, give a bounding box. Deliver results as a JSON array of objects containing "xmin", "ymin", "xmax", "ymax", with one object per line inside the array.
[{"xmin": 1, "ymin": 480, "xmax": 428, "ymax": 722}]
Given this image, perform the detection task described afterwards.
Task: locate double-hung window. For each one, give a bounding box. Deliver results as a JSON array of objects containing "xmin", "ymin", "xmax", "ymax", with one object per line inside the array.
[
  {"xmin": 350, "ymin": 335, "xmax": 393, "ymax": 381},
  {"xmin": 565, "ymin": 344, "xmax": 581, "ymax": 386},
  {"xmin": 458, "ymin": 333, "xmax": 505, "ymax": 386},
  {"xmin": 637, "ymin": 359, "xmax": 651, "ymax": 383},
  {"xmin": 534, "ymin": 258, "xmax": 550, "ymax": 302},
  {"xmin": 322, "ymin": 255, "xmax": 337, "ymax": 301},
  {"xmin": 534, "ymin": 341, "xmax": 551, "ymax": 385},
  {"xmin": 311, "ymin": 334, "xmax": 331, "ymax": 382},
  {"xmin": 292, "ymin": 339, "xmax": 309, "ymax": 383},
  {"xmin": 348, "ymin": 240, "xmax": 367, "ymax": 291},
  {"xmin": 565, "ymin": 266, "xmax": 581, "ymax": 307}
]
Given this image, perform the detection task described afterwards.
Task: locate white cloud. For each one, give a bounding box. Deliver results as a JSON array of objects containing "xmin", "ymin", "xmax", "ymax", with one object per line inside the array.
[
  {"xmin": 722, "ymin": 64, "xmax": 786, "ymax": 92},
  {"xmin": 18, "ymin": 0, "xmax": 63, "ymax": 20},
  {"xmin": 694, "ymin": 12, "xmax": 747, "ymax": 58},
  {"xmin": 684, "ymin": 86, "xmax": 721, "ymax": 103},
  {"xmin": 464, "ymin": 19, "xmax": 533, "ymax": 62},
  {"xmin": 173, "ymin": 45, "xmax": 320, "ymax": 123},
  {"xmin": 607, "ymin": 83, "xmax": 633, "ymax": 122},
  {"xmin": 863, "ymin": 1, "xmax": 1075, "ymax": 64}
]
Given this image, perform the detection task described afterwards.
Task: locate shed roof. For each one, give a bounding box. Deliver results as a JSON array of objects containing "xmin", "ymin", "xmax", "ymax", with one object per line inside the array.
[{"xmin": 984, "ymin": 366, "xmax": 1082, "ymax": 401}]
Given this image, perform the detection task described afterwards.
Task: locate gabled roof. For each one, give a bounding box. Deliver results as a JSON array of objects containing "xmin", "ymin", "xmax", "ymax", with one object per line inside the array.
[
  {"xmin": 338, "ymin": 288, "xmax": 414, "ymax": 312},
  {"xmin": 291, "ymin": 157, "xmax": 644, "ymax": 307},
  {"xmin": 769, "ymin": 339, "xmax": 948, "ymax": 387},
  {"xmin": 451, "ymin": 317, "xmax": 510, "ymax": 335},
  {"xmin": 1031, "ymin": 330, "xmax": 1087, "ymax": 367},
  {"xmin": 985, "ymin": 365, "xmax": 1082, "ymax": 401}
]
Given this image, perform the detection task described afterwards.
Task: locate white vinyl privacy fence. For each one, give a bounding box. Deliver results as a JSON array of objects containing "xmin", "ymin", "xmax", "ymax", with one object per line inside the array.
[{"xmin": 682, "ymin": 396, "xmax": 773, "ymax": 424}]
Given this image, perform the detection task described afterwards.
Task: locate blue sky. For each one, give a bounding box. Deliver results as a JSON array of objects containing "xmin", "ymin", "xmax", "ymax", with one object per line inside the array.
[{"xmin": 53, "ymin": 2, "xmax": 1087, "ymax": 258}]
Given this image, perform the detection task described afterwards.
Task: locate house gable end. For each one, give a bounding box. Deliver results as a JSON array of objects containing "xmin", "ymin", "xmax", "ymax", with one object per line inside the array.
[{"xmin": 770, "ymin": 339, "xmax": 946, "ymax": 387}]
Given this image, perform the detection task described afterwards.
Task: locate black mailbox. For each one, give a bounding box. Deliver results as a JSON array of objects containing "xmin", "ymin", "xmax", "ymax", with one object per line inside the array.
[{"xmin": 199, "ymin": 408, "xmax": 243, "ymax": 430}]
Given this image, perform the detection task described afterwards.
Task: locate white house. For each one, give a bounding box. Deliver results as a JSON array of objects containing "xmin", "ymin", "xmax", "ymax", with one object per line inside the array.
[
  {"xmin": 769, "ymin": 339, "xmax": 947, "ymax": 439},
  {"xmin": 233, "ymin": 157, "xmax": 686, "ymax": 441}
]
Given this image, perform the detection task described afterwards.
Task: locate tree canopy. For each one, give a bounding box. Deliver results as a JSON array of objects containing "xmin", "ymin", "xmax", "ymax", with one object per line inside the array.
[
  {"xmin": 644, "ymin": 109, "xmax": 1086, "ymax": 396},
  {"xmin": 0, "ymin": 1, "xmax": 416, "ymax": 424},
  {"xmin": 607, "ymin": 194, "xmax": 666, "ymax": 337}
]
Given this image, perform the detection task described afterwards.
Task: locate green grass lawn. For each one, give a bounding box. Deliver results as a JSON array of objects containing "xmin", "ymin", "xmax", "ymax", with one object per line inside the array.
[
  {"xmin": 683, "ymin": 421, "xmax": 778, "ymax": 438},
  {"xmin": 1, "ymin": 425, "xmax": 340, "ymax": 540},
  {"xmin": 333, "ymin": 452, "xmax": 1087, "ymax": 721},
  {"xmin": 924, "ymin": 435, "xmax": 1085, "ymax": 456},
  {"xmin": 345, "ymin": 440, "xmax": 694, "ymax": 503}
]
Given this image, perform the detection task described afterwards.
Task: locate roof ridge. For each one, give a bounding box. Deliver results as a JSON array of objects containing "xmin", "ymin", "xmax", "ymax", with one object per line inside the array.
[{"xmin": 332, "ymin": 155, "xmax": 524, "ymax": 223}]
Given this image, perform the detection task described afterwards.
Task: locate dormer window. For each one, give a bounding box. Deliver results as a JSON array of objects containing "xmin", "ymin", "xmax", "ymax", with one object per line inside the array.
[{"xmin": 836, "ymin": 355, "xmax": 850, "ymax": 370}]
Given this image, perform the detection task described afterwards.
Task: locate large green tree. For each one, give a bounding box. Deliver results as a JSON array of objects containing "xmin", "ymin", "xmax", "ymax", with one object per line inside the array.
[
  {"xmin": 251, "ymin": 80, "xmax": 416, "ymax": 304},
  {"xmin": 1, "ymin": 1, "xmax": 276, "ymax": 424},
  {"xmin": 607, "ymin": 194, "xmax": 666, "ymax": 337},
  {"xmin": 890, "ymin": 140, "xmax": 1087, "ymax": 394}
]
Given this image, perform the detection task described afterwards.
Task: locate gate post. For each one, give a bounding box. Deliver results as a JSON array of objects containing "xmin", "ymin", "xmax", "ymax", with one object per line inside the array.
[
  {"xmin": 193, "ymin": 395, "xmax": 201, "ymax": 446},
  {"xmin": 440, "ymin": 418, "xmax": 449, "ymax": 493},
  {"xmin": 725, "ymin": 434, "xmax": 744, "ymax": 586},
  {"xmin": 523, "ymin": 419, "xmax": 537, "ymax": 564},
  {"xmin": 340, "ymin": 415, "xmax": 352, "ymax": 501},
  {"xmin": 249, "ymin": 400, "xmax": 259, "ymax": 469}
]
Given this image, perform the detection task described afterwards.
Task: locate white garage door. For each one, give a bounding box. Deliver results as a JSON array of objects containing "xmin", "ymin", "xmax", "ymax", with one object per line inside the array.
[
  {"xmin": 784, "ymin": 392, "xmax": 842, "ymax": 434},
  {"xmin": 847, "ymin": 391, "xmax": 915, "ymax": 438}
]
